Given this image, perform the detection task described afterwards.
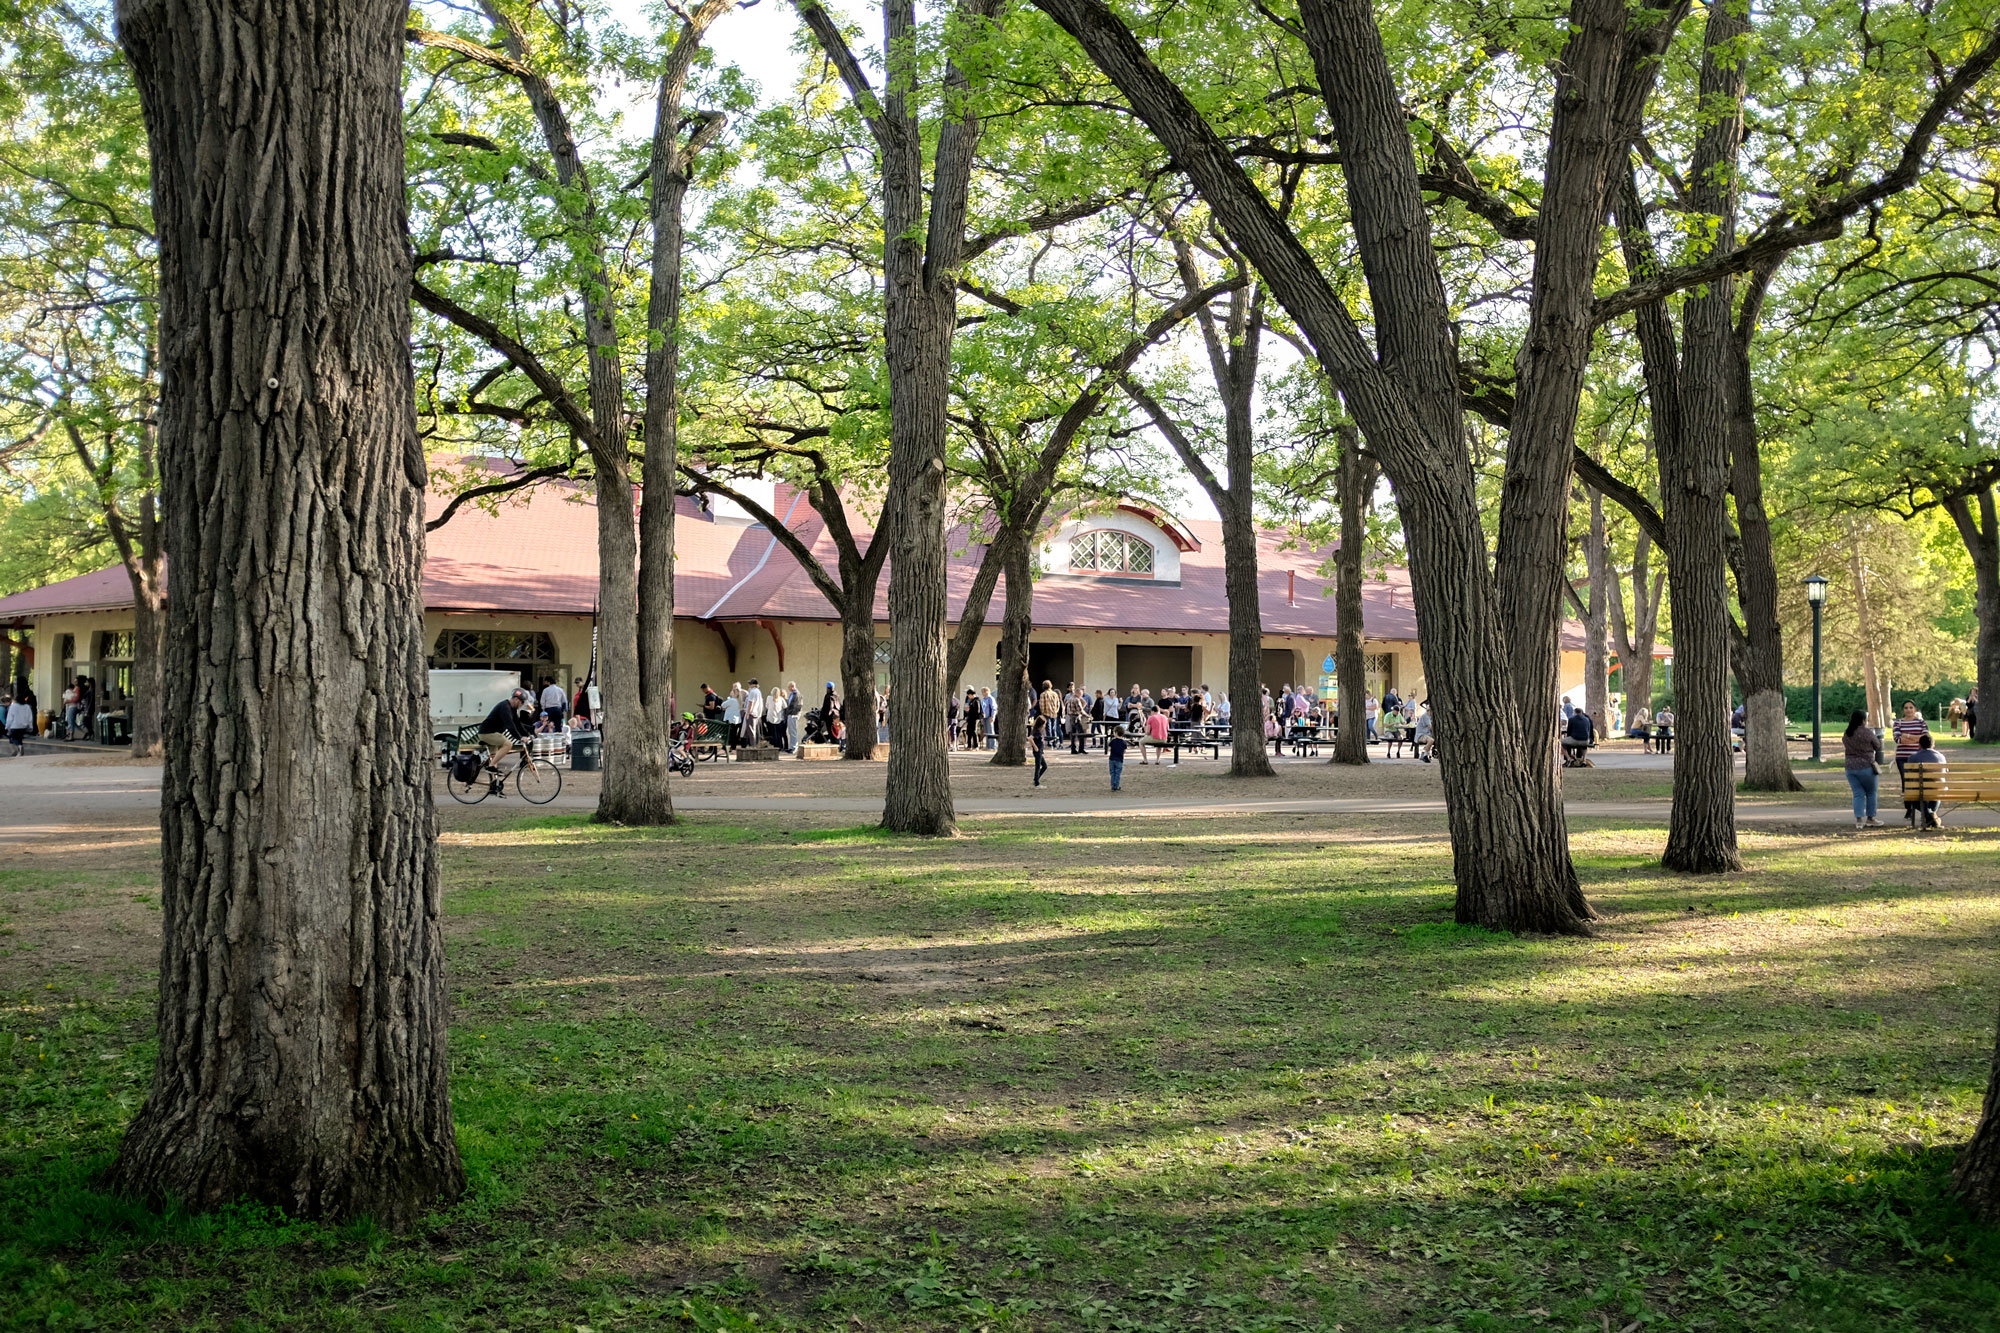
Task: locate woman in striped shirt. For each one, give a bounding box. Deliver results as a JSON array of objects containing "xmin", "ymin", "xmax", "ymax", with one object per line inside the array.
[{"xmin": 1893, "ymin": 701, "xmax": 1929, "ymax": 823}]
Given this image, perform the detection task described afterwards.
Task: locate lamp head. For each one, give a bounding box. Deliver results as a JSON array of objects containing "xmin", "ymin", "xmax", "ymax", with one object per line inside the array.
[{"xmin": 1804, "ymin": 573, "xmax": 1828, "ymax": 604}]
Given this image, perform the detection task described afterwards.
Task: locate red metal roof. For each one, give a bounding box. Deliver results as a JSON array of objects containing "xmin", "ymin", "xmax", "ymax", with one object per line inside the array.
[{"xmin": 0, "ymin": 463, "xmax": 1577, "ymax": 650}]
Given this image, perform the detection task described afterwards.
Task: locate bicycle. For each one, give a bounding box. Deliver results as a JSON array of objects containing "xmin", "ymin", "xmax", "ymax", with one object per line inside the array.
[{"xmin": 442, "ymin": 737, "xmax": 562, "ymax": 805}]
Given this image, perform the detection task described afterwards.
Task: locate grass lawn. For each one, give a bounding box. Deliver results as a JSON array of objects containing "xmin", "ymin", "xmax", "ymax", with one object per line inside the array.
[{"xmin": 3, "ymin": 801, "xmax": 1998, "ymax": 1331}]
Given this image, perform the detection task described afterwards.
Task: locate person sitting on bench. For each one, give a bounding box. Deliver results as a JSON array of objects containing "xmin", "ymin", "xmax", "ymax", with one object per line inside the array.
[
  {"xmin": 1561, "ymin": 708, "xmax": 1596, "ymax": 767},
  {"xmin": 1905, "ymin": 731, "xmax": 1947, "ymax": 829}
]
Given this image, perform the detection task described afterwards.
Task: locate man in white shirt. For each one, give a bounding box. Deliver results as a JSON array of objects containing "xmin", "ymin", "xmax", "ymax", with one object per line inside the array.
[
  {"xmin": 539, "ymin": 677, "xmax": 567, "ymax": 728},
  {"xmin": 745, "ymin": 679, "xmax": 764, "ymax": 723},
  {"xmin": 980, "ymin": 687, "xmax": 997, "ymax": 748},
  {"xmin": 1364, "ymin": 692, "xmax": 1379, "ymax": 741}
]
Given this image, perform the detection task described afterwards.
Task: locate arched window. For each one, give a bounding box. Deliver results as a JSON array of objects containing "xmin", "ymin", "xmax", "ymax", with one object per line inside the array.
[
  {"xmin": 431, "ymin": 629, "xmax": 560, "ymax": 687},
  {"xmin": 1069, "ymin": 529, "xmax": 1155, "ymax": 576}
]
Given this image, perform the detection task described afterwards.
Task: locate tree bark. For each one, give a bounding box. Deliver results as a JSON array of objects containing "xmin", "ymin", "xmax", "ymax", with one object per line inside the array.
[
  {"xmin": 839, "ymin": 603, "xmax": 879, "ymax": 760},
  {"xmin": 1945, "ymin": 489, "xmax": 1999, "ymax": 744},
  {"xmin": 1727, "ymin": 264, "xmax": 1801, "ymax": 791},
  {"xmin": 798, "ymin": 0, "xmax": 1001, "ymax": 835},
  {"xmin": 109, "ymin": 0, "xmax": 461, "ymax": 1225},
  {"xmin": 945, "ymin": 535, "xmax": 1008, "ymax": 701},
  {"xmin": 1581, "ymin": 489, "xmax": 1611, "ymax": 738},
  {"xmin": 1136, "ymin": 251, "xmax": 1274, "ymax": 777},
  {"xmin": 1332, "ymin": 425, "xmax": 1374, "ymax": 765},
  {"xmin": 1609, "ymin": 525, "xmax": 1662, "ymax": 717},
  {"xmin": 1849, "ymin": 538, "xmax": 1889, "ymax": 727},
  {"xmin": 991, "ymin": 533, "xmax": 1033, "ymax": 765},
  {"xmin": 1655, "ymin": 0, "xmax": 1749, "ymax": 873},
  {"xmin": 1958, "ymin": 1002, "xmax": 2000, "ymax": 1220},
  {"xmin": 622, "ymin": 6, "xmax": 731, "ymax": 823}
]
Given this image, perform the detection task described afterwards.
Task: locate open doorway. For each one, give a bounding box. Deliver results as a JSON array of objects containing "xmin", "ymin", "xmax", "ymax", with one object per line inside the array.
[{"xmin": 1027, "ymin": 641, "xmax": 1075, "ymax": 691}]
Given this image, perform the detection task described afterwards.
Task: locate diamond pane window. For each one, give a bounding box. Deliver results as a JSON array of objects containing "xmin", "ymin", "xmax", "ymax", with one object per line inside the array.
[{"xmin": 1068, "ymin": 529, "xmax": 1154, "ymax": 577}]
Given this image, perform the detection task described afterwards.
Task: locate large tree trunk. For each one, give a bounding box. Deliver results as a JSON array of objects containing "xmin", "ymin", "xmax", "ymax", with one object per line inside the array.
[
  {"xmin": 945, "ymin": 533, "xmax": 1007, "ymax": 700},
  {"xmin": 127, "ymin": 564, "xmax": 165, "ymax": 757},
  {"xmin": 109, "ymin": 0, "xmax": 461, "ymax": 1225},
  {"xmin": 1332, "ymin": 426, "xmax": 1372, "ymax": 765},
  {"xmin": 621, "ymin": 21, "xmax": 727, "ymax": 825},
  {"xmin": 878, "ymin": 275, "xmax": 955, "ymax": 825},
  {"xmin": 1658, "ymin": 0, "xmax": 1749, "ymax": 874},
  {"xmin": 1728, "ymin": 267, "xmax": 1802, "ymax": 792},
  {"xmin": 1945, "ymin": 489, "xmax": 1999, "ymax": 744},
  {"xmin": 1959, "ymin": 1004, "xmax": 2000, "ymax": 1219},
  {"xmin": 1033, "ymin": 0, "xmax": 1667, "ymax": 934},
  {"xmin": 991, "ymin": 534, "xmax": 1032, "ymax": 766},
  {"xmin": 1609, "ymin": 526, "xmax": 1661, "ymax": 719},
  {"xmin": 1220, "ymin": 493, "xmax": 1274, "ymax": 777},
  {"xmin": 839, "ymin": 603, "xmax": 878, "ymax": 760},
  {"xmin": 1582, "ymin": 490, "xmax": 1611, "ymax": 738}
]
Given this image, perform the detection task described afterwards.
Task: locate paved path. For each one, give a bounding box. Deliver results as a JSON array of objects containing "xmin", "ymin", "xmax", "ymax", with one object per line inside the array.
[{"xmin": 6, "ymin": 752, "xmax": 1991, "ymax": 839}]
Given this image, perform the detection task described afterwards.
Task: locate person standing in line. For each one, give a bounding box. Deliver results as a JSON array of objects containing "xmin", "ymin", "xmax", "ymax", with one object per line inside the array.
[
  {"xmin": 1038, "ymin": 679, "xmax": 1061, "ymax": 745},
  {"xmin": 538, "ymin": 676, "xmax": 567, "ymax": 729},
  {"xmin": 1107, "ymin": 730, "xmax": 1127, "ymax": 791},
  {"xmin": 701, "ymin": 682, "xmax": 722, "ymax": 719},
  {"xmin": 1031, "ymin": 721, "xmax": 1047, "ymax": 787},
  {"xmin": 980, "ymin": 687, "xmax": 997, "ymax": 748},
  {"xmin": 721, "ymin": 685, "xmax": 743, "ymax": 749},
  {"xmin": 784, "ymin": 681, "xmax": 803, "ymax": 752},
  {"xmin": 762, "ymin": 681, "xmax": 786, "ymax": 748},
  {"xmin": 946, "ymin": 689, "xmax": 961, "ymax": 751},
  {"xmin": 1842, "ymin": 708, "xmax": 1884, "ymax": 829},
  {"xmin": 1065, "ymin": 684, "xmax": 1087, "ymax": 754}
]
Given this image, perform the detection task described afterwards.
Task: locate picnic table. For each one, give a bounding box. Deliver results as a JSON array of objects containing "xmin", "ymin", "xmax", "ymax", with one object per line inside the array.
[
  {"xmin": 1379, "ymin": 726, "xmax": 1412, "ymax": 758},
  {"xmin": 1162, "ymin": 726, "xmax": 1222, "ymax": 762},
  {"xmin": 1287, "ymin": 723, "xmax": 1323, "ymax": 757}
]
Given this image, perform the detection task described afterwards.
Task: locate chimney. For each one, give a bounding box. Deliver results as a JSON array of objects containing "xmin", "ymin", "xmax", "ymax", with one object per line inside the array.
[{"xmin": 1288, "ymin": 570, "xmax": 1295, "ymax": 606}]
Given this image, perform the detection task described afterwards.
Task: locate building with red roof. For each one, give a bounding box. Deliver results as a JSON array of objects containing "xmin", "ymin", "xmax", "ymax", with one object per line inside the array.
[{"xmin": 0, "ymin": 467, "xmax": 1599, "ymax": 724}]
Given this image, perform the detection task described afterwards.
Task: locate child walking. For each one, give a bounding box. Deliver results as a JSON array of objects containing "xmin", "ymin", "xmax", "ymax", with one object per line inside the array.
[
  {"xmin": 1031, "ymin": 724, "xmax": 1047, "ymax": 787},
  {"xmin": 1107, "ymin": 733, "xmax": 1127, "ymax": 792}
]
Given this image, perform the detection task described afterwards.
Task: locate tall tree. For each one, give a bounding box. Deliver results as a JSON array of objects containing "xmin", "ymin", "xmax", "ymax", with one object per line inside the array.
[
  {"xmin": 1032, "ymin": 0, "xmax": 1687, "ymax": 933},
  {"xmin": 1118, "ymin": 219, "xmax": 1282, "ymax": 778},
  {"xmin": 1331, "ymin": 421, "xmax": 1375, "ymax": 766},
  {"xmin": 109, "ymin": 0, "xmax": 461, "ymax": 1223},
  {"xmin": 1566, "ymin": 488, "xmax": 1612, "ymax": 739},
  {"xmin": 408, "ymin": 0, "xmax": 734, "ymax": 822},
  {"xmin": 795, "ymin": 0, "xmax": 1003, "ymax": 835}
]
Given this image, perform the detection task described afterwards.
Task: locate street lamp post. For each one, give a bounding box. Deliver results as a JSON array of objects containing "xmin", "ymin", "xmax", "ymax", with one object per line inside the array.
[{"xmin": 1805, "ymin": 574, "xmax": 1828, "ymax": 762}]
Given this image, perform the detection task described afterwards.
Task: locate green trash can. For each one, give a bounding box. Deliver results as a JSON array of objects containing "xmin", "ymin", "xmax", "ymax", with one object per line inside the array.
[
  {"xmin": 97, "ymin": 712, "xmax": 131, "ymax": 745},
  {"xmin": 570, "ymin": 730, "xmax": 601, "ymax": 771}
]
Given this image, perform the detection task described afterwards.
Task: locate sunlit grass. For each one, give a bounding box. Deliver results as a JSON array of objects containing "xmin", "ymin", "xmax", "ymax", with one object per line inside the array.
[{"xmin": 2, "ymin": 810, "xmax": 1997, "ymax": 1330}]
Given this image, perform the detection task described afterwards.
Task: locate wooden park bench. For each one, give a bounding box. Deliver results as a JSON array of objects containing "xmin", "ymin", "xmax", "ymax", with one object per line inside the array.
[{"xmin": 1902, "ymin": 761, "xmax": 2000, "ymax": 826}]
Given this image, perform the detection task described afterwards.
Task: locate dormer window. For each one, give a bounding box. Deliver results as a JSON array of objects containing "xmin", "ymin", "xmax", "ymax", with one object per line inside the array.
[{"xmin": 1070, "ymin": 529, "xmax": 1155, "ymax": 576}]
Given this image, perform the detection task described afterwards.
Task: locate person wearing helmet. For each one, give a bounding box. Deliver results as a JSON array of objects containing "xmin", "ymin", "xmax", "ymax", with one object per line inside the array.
[{"xmin": 477, "ymin": 688, "xmax": 534, "ymax": 782}]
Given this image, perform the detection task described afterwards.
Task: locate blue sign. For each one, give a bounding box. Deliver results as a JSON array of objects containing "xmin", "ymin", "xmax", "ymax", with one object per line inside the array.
[{"xmin": 1321, "ymin": 654, "xmax": 1336, "ymax": 673}]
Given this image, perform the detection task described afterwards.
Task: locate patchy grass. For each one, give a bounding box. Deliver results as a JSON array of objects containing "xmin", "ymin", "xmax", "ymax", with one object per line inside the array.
[{"xmin": 2, "ymin": 809, "xmax": 1998, "ymax": 1331}]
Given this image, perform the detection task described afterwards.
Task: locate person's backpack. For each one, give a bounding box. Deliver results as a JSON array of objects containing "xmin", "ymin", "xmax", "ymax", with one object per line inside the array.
[{"xmin": 451, "ymin": 750, "xmax": 482, "ymax": 783}]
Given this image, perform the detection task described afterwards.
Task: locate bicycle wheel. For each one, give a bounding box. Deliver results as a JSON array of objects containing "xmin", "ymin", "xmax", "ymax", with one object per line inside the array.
[
  {"xmin": 672, "ymin": 750, "xmax": 694, "ymax": 777},
  {"xmin": 445, "ymin": 761, "xmax": 492, "ymax": 804},
  {"xmin": 514, "ymin": 755, "xmax": 563, "ymax": 804}
]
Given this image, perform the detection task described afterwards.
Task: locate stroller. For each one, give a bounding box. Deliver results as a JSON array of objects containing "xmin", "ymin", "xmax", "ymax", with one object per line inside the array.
[{"xmin": 802, "ymin": 707, "xmax": 843, "ymax": 747}]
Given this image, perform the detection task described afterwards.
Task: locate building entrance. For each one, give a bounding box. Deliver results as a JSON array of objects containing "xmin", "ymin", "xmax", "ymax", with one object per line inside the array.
[
  {"xmin": 1116, "ymin": 644, "xmax": 1192, "ymax": 695},
  {"xmin": 1026, "ymin": 641, "xmax": 1074, "ymax": 690}
]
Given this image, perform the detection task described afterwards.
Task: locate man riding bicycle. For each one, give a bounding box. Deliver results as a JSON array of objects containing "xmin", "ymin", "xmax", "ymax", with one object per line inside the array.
[{"xmin": 477, "ymin": 689, "xmax": 535, "ymax": 779}]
